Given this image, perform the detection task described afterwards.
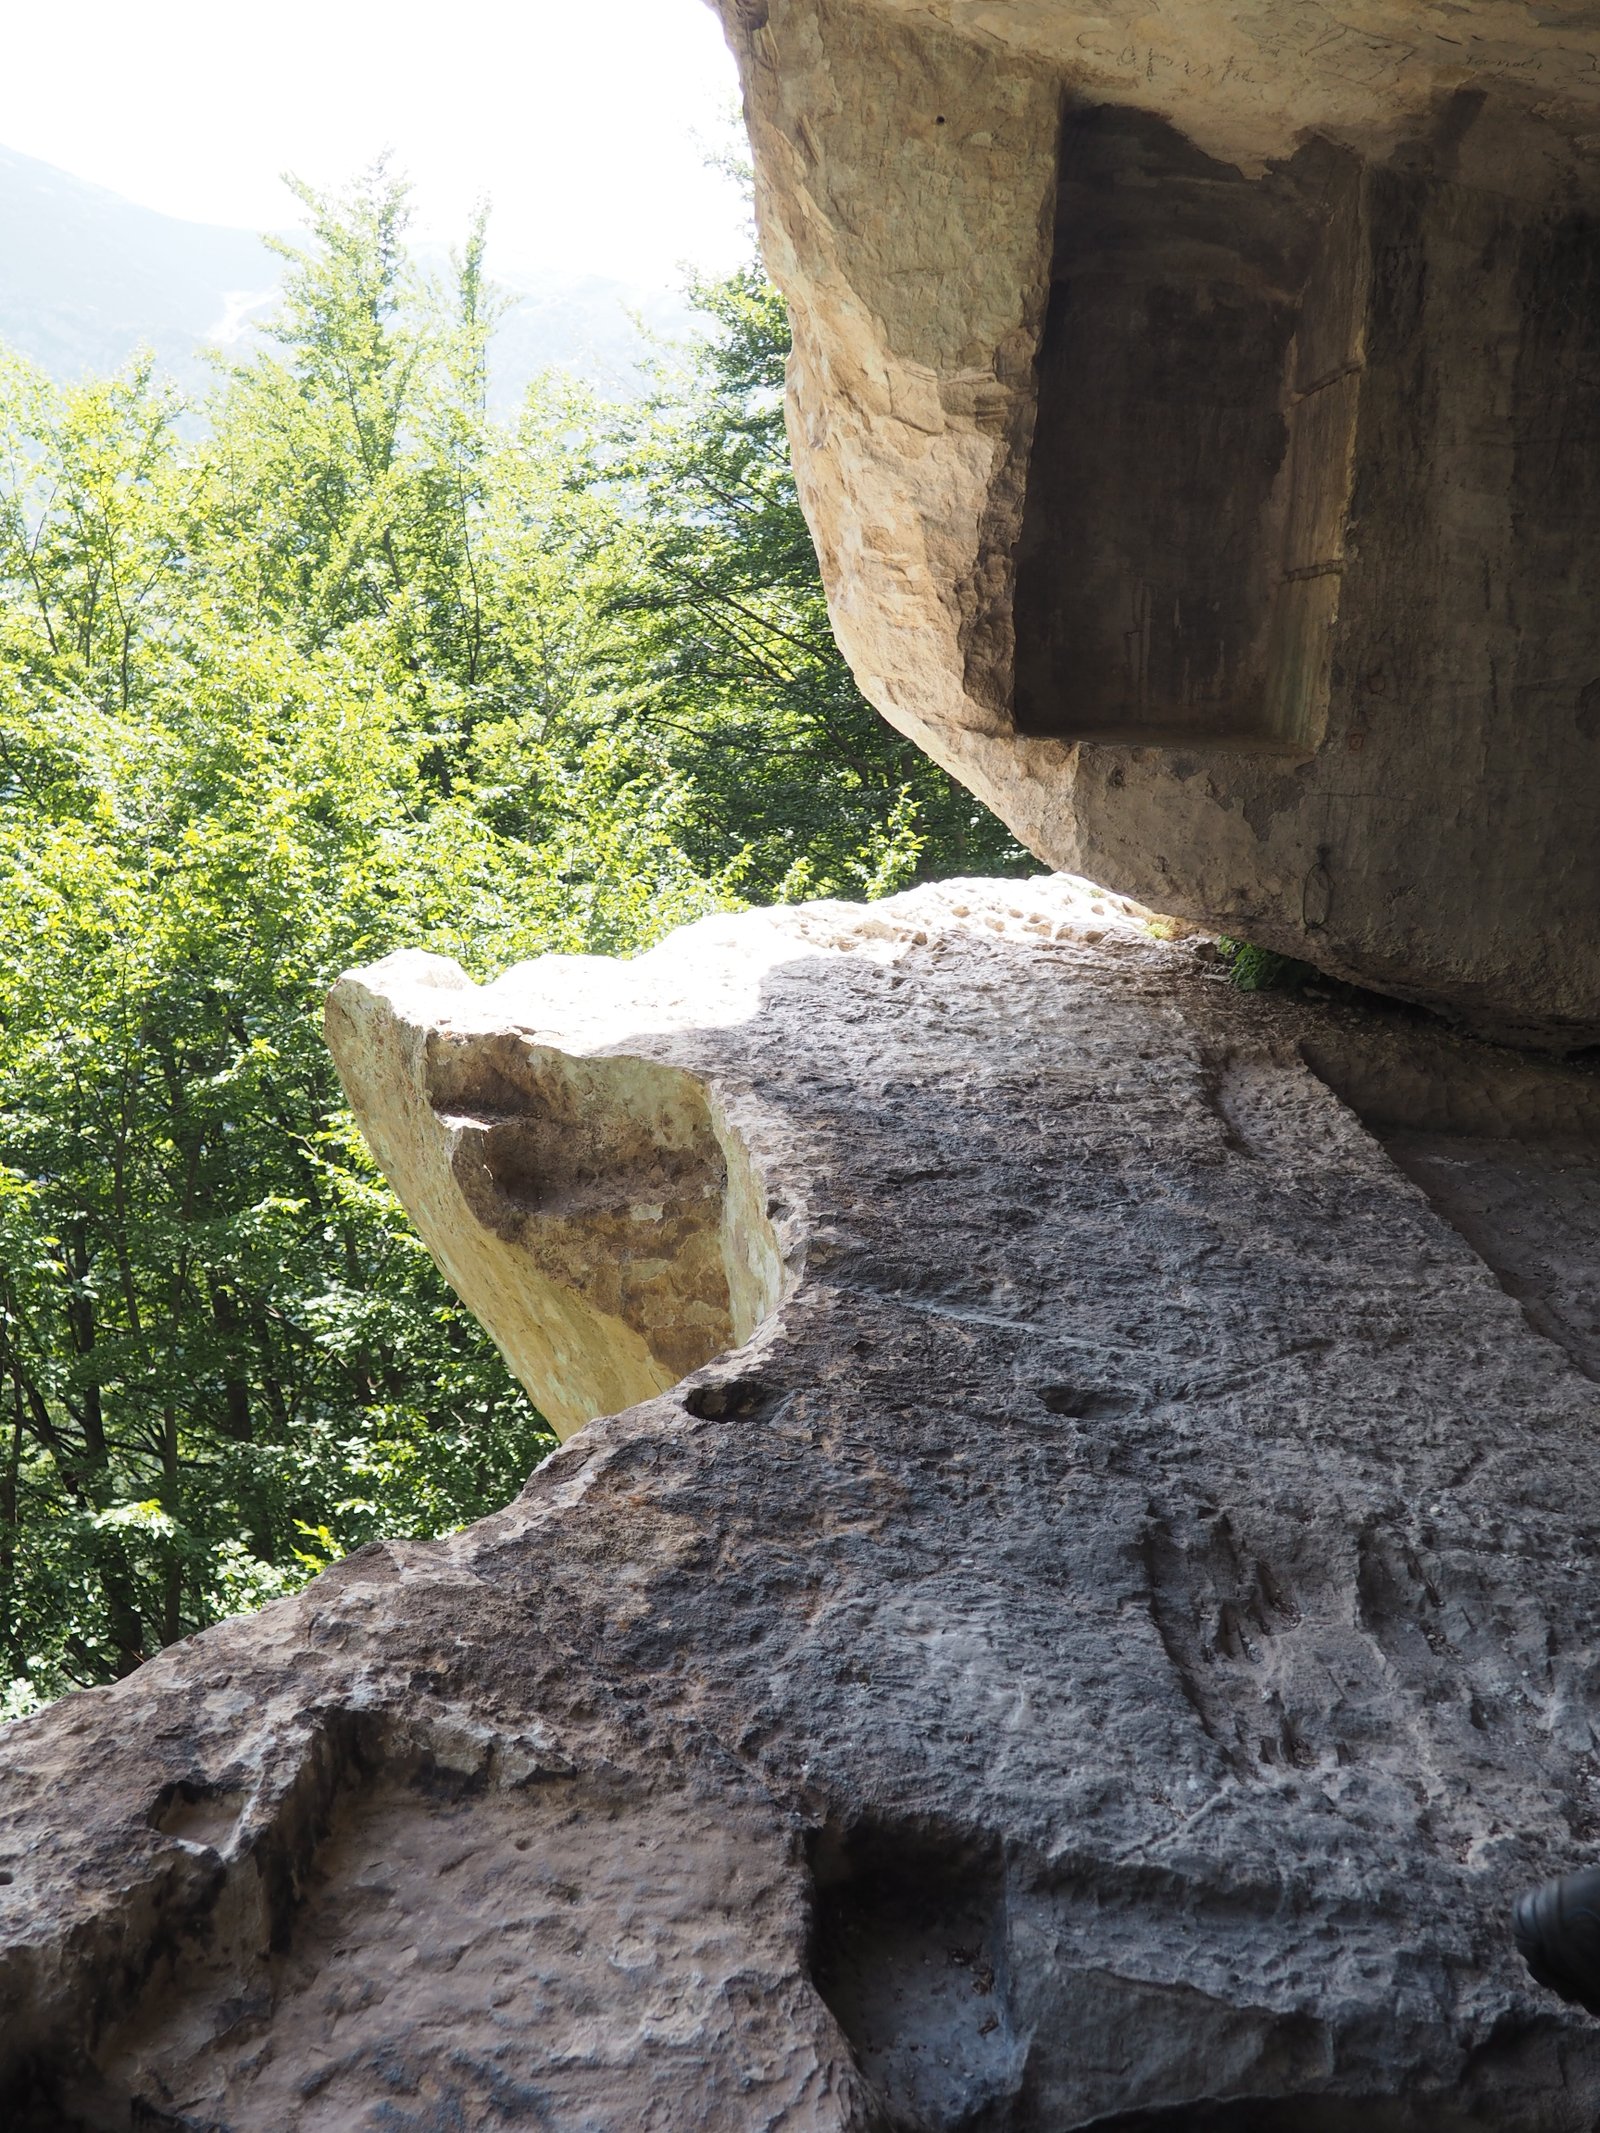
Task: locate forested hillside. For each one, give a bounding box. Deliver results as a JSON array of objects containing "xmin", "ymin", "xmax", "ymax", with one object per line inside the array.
[{"xmin": 0, "ymin": 168, "xmax": 1025, "ymax": 1713}]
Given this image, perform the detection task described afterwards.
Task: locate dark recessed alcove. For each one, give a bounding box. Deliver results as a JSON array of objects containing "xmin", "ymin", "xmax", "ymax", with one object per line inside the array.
[
  {"xmin": 809, "ymin": 1818, "xmax": 1019, "ymax": 2130},
  {"xmin": 1304, "ymin": 1032, "xmax": 1600, "ymax": 1384},
  {"xmin": 1012, "ymin": 107, "xmax": 1363, "ymax": 751}
]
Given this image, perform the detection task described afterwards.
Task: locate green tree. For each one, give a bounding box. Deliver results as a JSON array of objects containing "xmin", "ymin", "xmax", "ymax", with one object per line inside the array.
[
  {"xmin": 593, "ymin": 265, "xmax": 1030, "ymax": 900},
  {"xmin": 0, "ymin": 657, "xmax": 559, "ymax": 1699},
  {"xmin": 0, "ymin": 164, "xmax": 1025, "ymax": 1713}
]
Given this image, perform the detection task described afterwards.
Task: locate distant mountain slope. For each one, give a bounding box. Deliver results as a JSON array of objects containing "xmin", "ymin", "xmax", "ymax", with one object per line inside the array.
[
  {"xmin": 486, "ymin": 272, "xmax": 696, "ymax": 405},
  {"xmin": 0, "ymin": 144, "xmax": 687, "ymax": 403},
  {"xmin": 0, "ymin": 145, "xmax": 275, "ymax": 386}
]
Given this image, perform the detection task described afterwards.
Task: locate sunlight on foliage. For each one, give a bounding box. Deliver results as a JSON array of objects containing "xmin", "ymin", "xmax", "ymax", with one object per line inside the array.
[{"xmin": 0, "ymin": 163, "xmax": 1027, "ymax": 1710}]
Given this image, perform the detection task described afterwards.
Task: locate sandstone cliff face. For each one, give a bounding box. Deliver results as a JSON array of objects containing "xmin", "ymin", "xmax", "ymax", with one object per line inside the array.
[
  {"xmin": 6, "ymin": 879, "xmax": 1600, "ymax": 2124},
  {"xmin": 711, "ymin": 0, "xmax": 1600, "ymax": 1043}
]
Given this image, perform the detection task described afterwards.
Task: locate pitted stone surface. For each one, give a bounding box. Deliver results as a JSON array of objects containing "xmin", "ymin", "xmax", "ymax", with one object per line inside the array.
[{"xmin": 5, "ymin": 877, "xmax": 1600, "ymax": 2125}]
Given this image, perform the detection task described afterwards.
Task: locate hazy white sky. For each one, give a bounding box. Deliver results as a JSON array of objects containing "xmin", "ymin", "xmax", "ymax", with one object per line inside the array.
[{"xmin": 0, "ymin": 0, "xmax": 750, "ymax": 286}]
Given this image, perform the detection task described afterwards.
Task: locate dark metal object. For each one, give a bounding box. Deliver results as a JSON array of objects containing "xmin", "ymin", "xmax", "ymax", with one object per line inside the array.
[{"xmin": 1515, "ymin": 1869, "xmax": 1600, "ymax": 2016}]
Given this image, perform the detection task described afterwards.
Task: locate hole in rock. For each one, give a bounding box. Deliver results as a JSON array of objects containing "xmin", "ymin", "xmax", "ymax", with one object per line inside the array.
[
  {"xmin": 809, "ymin": 1819, "xmax": 1020, "ymax": 2131},
  {"xmin": 1013, "ymin": 107, "xmax": 1361, "ymax": 750},
  {"xmin": 1306, "ymin": 1034, "xmax": 1600, "ymax": 1381},
  {"xmin": 682, "ymin": 1373, "xmax": 776, "ymax": 1420},
  {"xmin": 151, "ymin": 1782, "xmax": 247, "ymax": 1853},
  {"xmin": 1038, "ymin": 1383, "xmax": 1138, "ymax": 1419}
]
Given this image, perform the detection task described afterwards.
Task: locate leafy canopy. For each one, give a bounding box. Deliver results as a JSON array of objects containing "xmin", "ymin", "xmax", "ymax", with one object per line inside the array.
[{"xmin": 0, "ymin": 164, "xmax": 1027, "ymax": 1714}]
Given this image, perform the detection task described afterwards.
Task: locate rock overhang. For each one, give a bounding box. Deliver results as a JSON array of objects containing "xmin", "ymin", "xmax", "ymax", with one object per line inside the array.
[{"xmin": 710, "ymin": 0, "xmax": 1600, "ymax": 1043}]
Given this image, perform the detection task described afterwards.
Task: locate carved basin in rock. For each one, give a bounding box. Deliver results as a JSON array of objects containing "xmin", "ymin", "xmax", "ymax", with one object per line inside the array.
[
  {"xmin": 710, "ymin": 0, "xmax": 1600, "ymax": 1043},
  {"xmin": 6, "ymin": 878, "xmax": 1600, "ymax": 2125}
]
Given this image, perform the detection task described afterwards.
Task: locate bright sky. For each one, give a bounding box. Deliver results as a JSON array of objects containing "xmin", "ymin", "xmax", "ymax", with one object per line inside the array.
[{"xmin": 0, "ymin": 0, "xmax": 750, "ymax": 288}]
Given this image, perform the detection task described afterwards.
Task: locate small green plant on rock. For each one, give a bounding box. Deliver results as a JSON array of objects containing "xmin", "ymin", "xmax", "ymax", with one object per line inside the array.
[{"xmin": 1215, "ymin": 938, "xmax": 1320, "ymax": 993}]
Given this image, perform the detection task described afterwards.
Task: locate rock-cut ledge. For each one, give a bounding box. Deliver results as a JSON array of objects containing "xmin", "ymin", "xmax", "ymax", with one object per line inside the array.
[
  {"xmin": 6, "ymin": 877, "xmax": 1600, "ymax": 2125},
  {"xmin": 324, "ymin": 942, "xmax": 795, "ymax": 1438}
]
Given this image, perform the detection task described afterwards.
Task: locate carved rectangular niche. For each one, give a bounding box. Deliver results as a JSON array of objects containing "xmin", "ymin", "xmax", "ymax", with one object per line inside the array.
[
  {"xmin": 1304, "ymin": 1034, "xmax": 1600, "ymax": 1385},
  {"xmin": 1011, "ymin": 108, "xmax": 1365, "ymax": 753}
]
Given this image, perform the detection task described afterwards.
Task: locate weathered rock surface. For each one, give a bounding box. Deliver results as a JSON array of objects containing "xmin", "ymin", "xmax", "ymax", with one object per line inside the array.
[
  {"xmin": 7, "ymin": 877, "xmax": 1600, "ymax": 2123},
  {"xmin": 324, "ymin": 950, "xmax": 791, "ymax": 1439},
  {"xmin": 710, "ymin": 0, "xmax": 1600, "ymax": 1042}
]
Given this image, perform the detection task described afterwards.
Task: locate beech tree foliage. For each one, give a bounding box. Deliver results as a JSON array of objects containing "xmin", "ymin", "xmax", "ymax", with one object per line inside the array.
[{"xmin": 0, "ymin": 166, "xmax": 1026, "ymax": 1711}]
